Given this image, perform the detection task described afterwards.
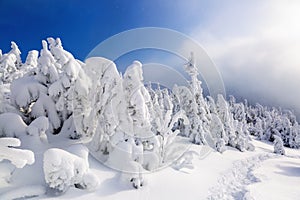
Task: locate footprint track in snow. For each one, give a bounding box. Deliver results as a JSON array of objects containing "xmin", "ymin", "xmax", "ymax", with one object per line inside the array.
[{"xmin": 207, "ymin": 153, "xmax": 276, "ymax": 200}]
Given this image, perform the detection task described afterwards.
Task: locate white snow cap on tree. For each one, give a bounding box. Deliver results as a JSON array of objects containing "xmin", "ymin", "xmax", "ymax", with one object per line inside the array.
[
  {"xmin": 9, "ymin": 42, "xmax": 21, "ymax": 66},
  {"xmin": 25, "ymin": 50, "xmax": 39, "ymax": 68}
]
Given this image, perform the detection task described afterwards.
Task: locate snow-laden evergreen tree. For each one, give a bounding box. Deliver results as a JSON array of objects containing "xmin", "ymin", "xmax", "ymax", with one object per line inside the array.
[
  {"xmin": 85, "ymin": 57, "xmax": 124, "ymax": 158},
  {"xmin": 241, "ymin": 101, "xmax": 300, "ymax": 148},
  {"xmin": 207, "ymin": 96, "xmax": 217, "ymax": 114},
  {"xmin": 0, "ymin": 42, "xmax": 21, "ymax": 84},
  {"xmin": 273, "ymin": 134, "xmax": 285, "ymax": 155},
  {"xmin": 184, "ymin": 52, "xmax": 208, "ymax": 112},
  {"xmin": 10, "ymin": 38, "xmax": 92, "ymax": 141},
  {"xmin": 209, "ymin": 113, "xmax": 226, "ymax": 152},
  {"xmin": 229, "ymin": 95, "xmax": 246, "ymax": 123},
  {"xmin": 24, "ymin": 50, "xmax": 39, "ymax": 70},
  {"xmin": 148, "ymin": 86, "xmax": 189, "ymax": 165},
  {"xmin": 289, "ymin": 124, "xmax": 300, "ymax": 148},
  {"xmin": 0, "ymin": 44, "xmax": 39, "ymax": 85},
  {"xmin": 172, "ymin": 85, "xmax": 199, "ymax": 137},
  {"xmin": 254, "ymin": 118, "xmax": 264, "ymax": 140},
  {"xmin": 2, "ymin": 39, "xmax": 300, "ymax": 193},
  {"xmin": 88, "ymin": 60, "xmax": 152, "ymax": 188},
  {"xmin": 0, "ymin": 84, "xmax": 17, "ymax": 114},
  {"xmin": 216, "ymin": 94, "xmax": 231, "ymax": 145},
  {"xmin": 123, "ymin": 61, "xmax": 152, "ymax": 137},
  {"xmin": 181, "ymin": 52, "xmax": 210, "ymax": 145}
]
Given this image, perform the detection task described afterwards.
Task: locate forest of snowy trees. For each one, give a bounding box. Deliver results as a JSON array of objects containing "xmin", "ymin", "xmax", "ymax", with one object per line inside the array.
[{"xmin": 0, "ymin": 38, "xmax": 299, "ymax": 193}]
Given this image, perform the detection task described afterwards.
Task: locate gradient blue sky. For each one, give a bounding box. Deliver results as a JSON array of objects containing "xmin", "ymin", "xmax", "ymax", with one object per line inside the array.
[
  {"xmin": 0, "ymin": 0, "xmax": 212, "ymax": 60},
  {"xmin": 1, "ymin": 0, "xmax": 300, "ymax": 117}
]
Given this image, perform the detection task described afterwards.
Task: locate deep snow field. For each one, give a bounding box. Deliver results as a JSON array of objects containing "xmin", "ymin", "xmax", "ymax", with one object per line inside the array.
[{"xmin": 1, "ymin": 138, "xmax": 299, "ymax": 200}]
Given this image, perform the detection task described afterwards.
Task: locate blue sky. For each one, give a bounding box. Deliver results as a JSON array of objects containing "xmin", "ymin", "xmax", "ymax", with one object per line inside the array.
[
  {"xmin": 0, "ymin": 0, "xmax": 211, "ymax": 60},
  {"xmin": 1, "ymin": 0, "xmax": 300, "ymax": 117}
]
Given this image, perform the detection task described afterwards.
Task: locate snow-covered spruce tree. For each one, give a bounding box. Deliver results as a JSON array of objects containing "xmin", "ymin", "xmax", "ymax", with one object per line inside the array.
[
  {"xmin": 273, "ymin": 115, "xmax": 291, "ymax": 145},
  {"xmin": 218, "ymin": 94, "xmax": 254, "ymax": 151},
  {"xmin": 48, "ymin": 38, "xmax": 93, "ymax": 140},
  {"xmin": 85, "ymin": 57, "xmax": 124, "ymax": 158},
  {"xmin": 10, "ymin": 38, "xmax": 92, "ymax": 140},
  {"xmin": 215, "ymin": 95, "xmax": 231, "ymax": 144},
  {"xmin": 22, "ymin": 50, "xmax": 39, "ymax": 75},
  {"xmin": 183, "ymin": 52, "xmax": 207, "ymax": 112},
  {"xmin": 0, "ymin": 83, "xmax": 17, "ymax": 114},
  {"xmin": 253, "ymin": 118, "xmax": 264, "ymax": 140},
  {"xmin": 149, "ymin": 86, "xmax": 189, "ymax": 165},
  {"xmin": 233, "ymin": 99, "xmax": 300, "ymax": 149},
  {"xmin": 88, "ymin": 60, "xmax": 152, "ymax": 189},
  {"xmin": 181, "ymin": 52, "xmax": 210, "ymax": 145},
  {"xmin": 122, "ymin": 61, "xmax": 166, "ymax": 184},
  {"xmin": 273, "ymin": 134, "xmax": 285, "ymax": 155},
  {"xmin": 289, "ymin": 124, "xmax": 300, "ymax": 148},
  {"xmin": 0, "ymin": 42, "xmax": 22, "ymax": 84},
  {"xmin": 104, "ymin": 61, "xmax": 156, "ymax": 188},
  {"xmin": 209, "ymin": 113, "xmax": 226, "ymax": 153},
  {"xmin": 232, "ymin": 120, "xmax": 248, "ymax": 152},
  {"xmin": 229, "ymin": 95, "xmax": 247, "ymax": 123},
  {"xmin": 172, "ymin": 85, "xmax": 205, "ymax": 144},
  {"xmin": 123, "ymin": 61, "xmax": 152, "ymax": 137}
]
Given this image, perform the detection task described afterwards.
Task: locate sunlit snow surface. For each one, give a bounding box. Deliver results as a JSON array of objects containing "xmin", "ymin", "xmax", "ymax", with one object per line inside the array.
[{"xmin": 1, "ymin": 139, "xmax": 299, "ymax": 200}]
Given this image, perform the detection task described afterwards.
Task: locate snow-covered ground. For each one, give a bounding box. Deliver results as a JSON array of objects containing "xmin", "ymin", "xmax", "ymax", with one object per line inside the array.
[
  {"xmin": 1, "ymin": 38, "xmax": 300, "ymax": 200},
  {"xmin": 1, "ymin": 138, "xmax": 299, "ymax": 200}
]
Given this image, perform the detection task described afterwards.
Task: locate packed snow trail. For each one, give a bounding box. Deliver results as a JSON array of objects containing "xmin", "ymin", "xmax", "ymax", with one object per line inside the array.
[{"xmin": 207, "ymin": 153, "xmax": 276, "ymax": 200}]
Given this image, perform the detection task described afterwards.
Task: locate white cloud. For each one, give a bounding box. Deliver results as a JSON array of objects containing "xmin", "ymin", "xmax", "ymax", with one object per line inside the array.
[{"xmin": 190, "ymin": 0, "xmax": 300, "ymax": 117}]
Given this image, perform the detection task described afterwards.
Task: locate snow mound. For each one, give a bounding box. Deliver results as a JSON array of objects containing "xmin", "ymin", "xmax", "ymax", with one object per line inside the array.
[
  {"xmin": 43, "ymin": 145, "xmax": 99, "ymax": 193},
  {"xmin": 0, "ymin": 137, "xmax": 34, "ymax": 168}
]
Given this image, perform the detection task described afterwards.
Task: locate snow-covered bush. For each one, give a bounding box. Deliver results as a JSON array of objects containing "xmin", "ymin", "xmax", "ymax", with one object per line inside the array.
[{"xmin": 43, "ymin": 145, "xmax": 99, "ymax": 193}]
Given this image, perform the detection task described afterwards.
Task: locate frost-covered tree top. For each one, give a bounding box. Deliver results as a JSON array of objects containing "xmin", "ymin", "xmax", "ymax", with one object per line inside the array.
[{"xmin": 184, "ymin": 52, "xmax": 198, "ymax": 76}]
